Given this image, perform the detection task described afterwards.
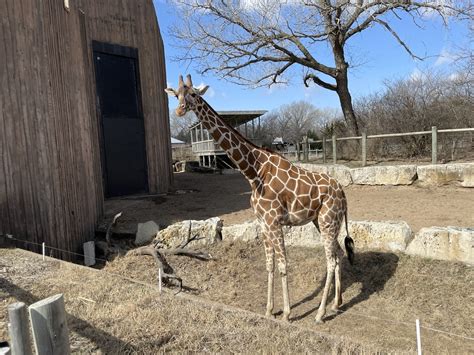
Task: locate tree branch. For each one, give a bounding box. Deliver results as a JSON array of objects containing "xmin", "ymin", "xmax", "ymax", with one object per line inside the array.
[{"xmin": 304, "ymin": 73, "xmax": 337, "ymax": 91}]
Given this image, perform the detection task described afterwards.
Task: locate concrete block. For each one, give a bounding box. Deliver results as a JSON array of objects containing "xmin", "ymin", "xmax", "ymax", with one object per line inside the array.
[
  {"xmin": 135, "ymin": 221, "xmax": 160, "ymax": 246},
  {"xmin": 156, "ymin": 217, "xmax": 223, "ymax": 247},
  {"xmin": 406, "ymin": 227, "xmax": 474, "ymax": 264},
  {"xmin": 351, "ymin": 165, "xmax": 417, "ymax": 186},
  {"xmin": 296, "ymin": 163, "xmax": 352, "ymax": 186},
  {"xmin": 416, "ymin": 163, "xmax": 474, "ymax": 187},
  {"xmin": 222, "ymin": 220, "xmax": 261, "ymax": 242},
  {"xmin": 342, "ymin": 220, "xmax": 413, "ymax": 252}
]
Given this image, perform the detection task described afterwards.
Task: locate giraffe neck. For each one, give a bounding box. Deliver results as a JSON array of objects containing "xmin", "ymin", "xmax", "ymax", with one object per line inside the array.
[{"xmin": 192, "ymin": 96, "xmax": 264, "ymax": 180}]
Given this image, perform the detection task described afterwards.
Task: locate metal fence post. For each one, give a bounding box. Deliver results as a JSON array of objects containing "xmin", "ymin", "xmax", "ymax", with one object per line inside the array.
[
  {"xmin": 432, "ymin": 126, "xmax": 438, "ymax": 164},
  {"xmin": 332, "ymin": 135, "xmax": 337, "ymax": 164},
  {"xmin": 362, "ymin": 132, "xmax": 367, "ymax": 167},
  {"xmin": 322, "ymin": 137, "xmax": 326, "ymax": 164}
]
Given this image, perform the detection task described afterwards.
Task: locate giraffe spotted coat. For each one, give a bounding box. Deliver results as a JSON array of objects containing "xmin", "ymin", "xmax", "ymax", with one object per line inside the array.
[{"xmin": 166, "ymin": 75, "xmax": 354, "ymax": 323}]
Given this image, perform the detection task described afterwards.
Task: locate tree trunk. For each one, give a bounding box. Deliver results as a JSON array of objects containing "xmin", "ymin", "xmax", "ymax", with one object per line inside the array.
[
  {"xmin": 331, "ymin": 36, "xmax": 360, "ymax": 137},
  {"xmin": 336, "ymin": 67, "xmax": 360, "ymax": 136}
]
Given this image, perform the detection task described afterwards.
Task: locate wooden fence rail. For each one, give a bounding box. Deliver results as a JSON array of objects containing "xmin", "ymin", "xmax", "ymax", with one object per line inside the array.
[{"xmin": 296, "ymin": 126, "xmax": 474, "ymax": 166}]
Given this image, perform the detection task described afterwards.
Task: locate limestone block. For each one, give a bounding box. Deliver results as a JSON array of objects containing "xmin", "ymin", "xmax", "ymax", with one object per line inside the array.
[
  {"xmin": 295, "ymin": 163, "xmax": 353, "ymax": 186},
  {"xmin": 155, "ymin": 217, "xmax": 223, "ymax": 247},
  {"xmin": 326, "ymin": 165, "xmax": 353, "ymax": 187},
  {"xmin": 341, "ymin": 220, "xmax": 413, "ymax": 252},
  {"xmin": 135, "ymin": 221, "xmax": 160, "ymax": 245},
  {"xmin": 283, "ymin": 223, "xmax": 323, "ymax": 247},
  {"xmin": 351, "ymin": 165, "xmax": 417, "ymax": 186},
  {"xmin": 222, "ymin": 220, "xmax": 261, "ymax": 242},
  {"xmin": 406, "ymin": 227, "xmax": 474, "ymax": 264},
  {"xmin": 416, "ymin": 163, "xmax": 474, "ymax": 187}
]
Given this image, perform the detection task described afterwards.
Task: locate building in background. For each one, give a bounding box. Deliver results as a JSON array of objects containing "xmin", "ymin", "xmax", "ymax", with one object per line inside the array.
[{"xmin": 1, "ymin": 0, "xmax": 172, "ymax": 260}]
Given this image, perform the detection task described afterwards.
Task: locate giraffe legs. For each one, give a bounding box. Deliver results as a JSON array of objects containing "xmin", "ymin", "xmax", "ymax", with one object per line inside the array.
[
  {"xmin": 263, "ymin": 239, "xmax": 275, "ymax": 318},
  {"xmin": 316, "ymin": 228, "xmax": 344, "ymax": 323},
  {"xmin": 315, "ymin": 257, "xmax": 335, "ymax": 323},
  {"xmin": 262, "ymin": 223, "xmax": 290, "ymax": 321},
  {"xmin": 332, "ymin": 250, "xmax": 343, "ymax": 312}
]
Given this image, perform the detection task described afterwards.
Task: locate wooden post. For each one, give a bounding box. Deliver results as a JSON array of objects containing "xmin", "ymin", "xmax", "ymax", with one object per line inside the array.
[
  {"xmin": 8, "ymin": 302, "xmax": 32, "ymax": 355},
  {"xmin": 362, "ymin": 132, "xmax": 367, "ymax": 167},
  {"xmin": 432, "ymin": 126, "xmax": 438, "ymax": 164},
  {"xmin": 29, "ymin": 294, "xmax": 70, "ymax": 355},
  {"xmin": 322, "ymin": 137, "xmax": 326, "ymax": 164},
  {"xmin": 303, "ymin": 136, "xmax": 309, "ymax": 162},
  {"xmin": 332, "ymin": 135, "xmax": 337, "ymax": 164},
  {"xmin": 296, "ymin": 142, "xmax": 301, "ymax": 161}
]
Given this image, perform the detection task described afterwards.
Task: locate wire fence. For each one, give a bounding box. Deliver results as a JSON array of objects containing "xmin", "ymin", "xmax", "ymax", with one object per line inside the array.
[{"xmin": 1, "ymin": 233, "xmax": 474, "ymax": 345}]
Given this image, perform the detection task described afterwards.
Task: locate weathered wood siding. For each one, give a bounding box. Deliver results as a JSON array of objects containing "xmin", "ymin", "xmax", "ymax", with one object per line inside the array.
[{"xmin": 0, "ymin": 0, "xmax": 172, "ymax": 259}]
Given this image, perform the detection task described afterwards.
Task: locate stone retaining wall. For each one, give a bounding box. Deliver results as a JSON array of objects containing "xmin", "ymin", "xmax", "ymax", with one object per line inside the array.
[
  {"xmin": 155, "ymin": 218, "xmax": 473, "ymax": 265},
  {"xmin": 295, "ymin": 162, "xmax": 474, "ymax": 187}
]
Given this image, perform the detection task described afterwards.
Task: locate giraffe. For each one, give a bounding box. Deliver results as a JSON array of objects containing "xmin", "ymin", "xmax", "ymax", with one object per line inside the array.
[{"xmin": 166, "ymin": 75, "xmax": 354, "ymax": 323}]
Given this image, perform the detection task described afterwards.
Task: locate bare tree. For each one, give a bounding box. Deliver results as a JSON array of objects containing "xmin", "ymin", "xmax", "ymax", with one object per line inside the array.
[
  {"xmin": 169, "ymin": 110, "xmax": 197, "ymax": 143},
  {"xmin": 275, "ymin": 100, "xmax": 322, "ymax": 143},
  {"xmin": 354, "ymin": 70, "xmax": 474, "ymax": 158},
  {"xmin": 170, "ymin": 0, "xmax": 472, "ymax": 136}
]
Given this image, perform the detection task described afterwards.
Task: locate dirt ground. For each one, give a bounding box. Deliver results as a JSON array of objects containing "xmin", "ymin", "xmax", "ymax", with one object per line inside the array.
[
  {"xmin": 105, "ymin": 172, "xmax": 474, "ymax": 233},
  {"xmin": 2, "ymin": 172, "xmax": 473, "ymax": 353}
]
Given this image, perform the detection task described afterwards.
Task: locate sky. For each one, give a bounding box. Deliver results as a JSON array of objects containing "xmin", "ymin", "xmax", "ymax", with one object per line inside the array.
[{"xmin": 153, "ymin": 1, "xmax": 470, "ymax": 114}]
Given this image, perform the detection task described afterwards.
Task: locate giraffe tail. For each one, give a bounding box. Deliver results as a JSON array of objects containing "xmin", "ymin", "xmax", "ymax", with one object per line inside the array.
[{"xmin": 343, "ymin": 206, "xmax": 355, "ymax": 265}]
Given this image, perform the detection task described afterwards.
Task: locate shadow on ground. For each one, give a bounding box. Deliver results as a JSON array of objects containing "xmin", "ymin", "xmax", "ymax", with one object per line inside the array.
[
  {"xmin": 0, "ymin": 278, "xmax": 139, "ymax": 353},
  {"xmin": 289, "ymin": 251, "xmax": 399, "ymax": 322}
]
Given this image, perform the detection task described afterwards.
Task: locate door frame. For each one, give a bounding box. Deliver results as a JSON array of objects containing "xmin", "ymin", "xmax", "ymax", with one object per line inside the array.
[{"xmin": 92, "ymin": 40, "xmax": 149, "ymax": 197}]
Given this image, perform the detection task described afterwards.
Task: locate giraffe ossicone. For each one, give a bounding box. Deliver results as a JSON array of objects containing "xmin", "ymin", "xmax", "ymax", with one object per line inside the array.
[{"xmin": 165, "ymin": 74, "xmax": 355, "ymax": 323}]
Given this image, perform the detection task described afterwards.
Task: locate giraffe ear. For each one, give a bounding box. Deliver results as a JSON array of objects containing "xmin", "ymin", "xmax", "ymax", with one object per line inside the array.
[
  {"xmin": 164, "ymin": 88, "xmax": 177, "ymax": 96},
  {"xmin": 197, "ymin": 85, "xmax": 209, "ymax": 96}
]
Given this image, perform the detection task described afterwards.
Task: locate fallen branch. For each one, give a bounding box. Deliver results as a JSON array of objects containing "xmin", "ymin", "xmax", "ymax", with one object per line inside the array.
[
  {"xmin": 129, "ymin": 246, "xmax": 183, "ymax": 290},
  {"xmin": 160, "ymin": 248, "xmax": 211, "ymax": 260},
  {"xmin": 106, "ymin": 212, "xmax": 122, "ymax": 246}
]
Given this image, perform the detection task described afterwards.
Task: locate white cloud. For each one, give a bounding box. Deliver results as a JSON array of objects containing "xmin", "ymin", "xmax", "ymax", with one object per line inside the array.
[{"xmin": 434, "ymin": 48, "xmax": 456, "ymax": 66}]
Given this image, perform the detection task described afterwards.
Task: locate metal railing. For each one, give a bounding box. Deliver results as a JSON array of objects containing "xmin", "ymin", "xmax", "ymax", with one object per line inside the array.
[
  {"xmin": 191, "ymin": 139, "xmax": 223, "ymax": 154},
  {"xmin": 298, "ymin": 126, "xmax": 474, "ymax": 166}
]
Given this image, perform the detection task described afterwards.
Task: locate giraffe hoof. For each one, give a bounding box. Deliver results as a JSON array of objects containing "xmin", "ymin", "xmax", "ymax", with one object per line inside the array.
[
  {"xmin": 265, "ymin": 312, "xmax": 275, "ymax": 319},
  {"xmin": 282, "ymin": 314, "xmax": 290, "ymax": 322},
  {"xmin": 330, "ymin": 307, "xmax": 342, "ymax": 315},
  {"xmin": 315, "ymin": 318, "xmax": 325, "ymax": 324}
]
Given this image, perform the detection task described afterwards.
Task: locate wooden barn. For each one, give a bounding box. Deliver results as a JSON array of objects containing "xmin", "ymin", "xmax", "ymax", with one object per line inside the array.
[{"xmin": 0, "ymin": 0, "xmax": 173, "ymax": 260}]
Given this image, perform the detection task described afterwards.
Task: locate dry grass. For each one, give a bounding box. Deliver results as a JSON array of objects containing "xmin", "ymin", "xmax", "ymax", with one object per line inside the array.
[
  {"xmin": 1, "ymin": 248, "xmax": 375, "ymax": 354},
  {"xmin": 105, "ymin": 240, "xmax": 474, "ymax": 354},
  {"xmin": 2, "ymin": 239, "xmax": 473, "ymax": 353}
]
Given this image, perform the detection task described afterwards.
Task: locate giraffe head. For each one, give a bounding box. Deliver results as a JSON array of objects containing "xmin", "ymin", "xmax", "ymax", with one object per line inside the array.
[{"xmin": 165, "ymin": 74, "xmax": 209, "ymax": 116}]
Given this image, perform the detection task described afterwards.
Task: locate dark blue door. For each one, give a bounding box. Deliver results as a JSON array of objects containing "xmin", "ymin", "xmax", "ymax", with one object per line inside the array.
[{"xmin": 93, "ymin": 44, "xmax": 148, "ymax": 197}]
